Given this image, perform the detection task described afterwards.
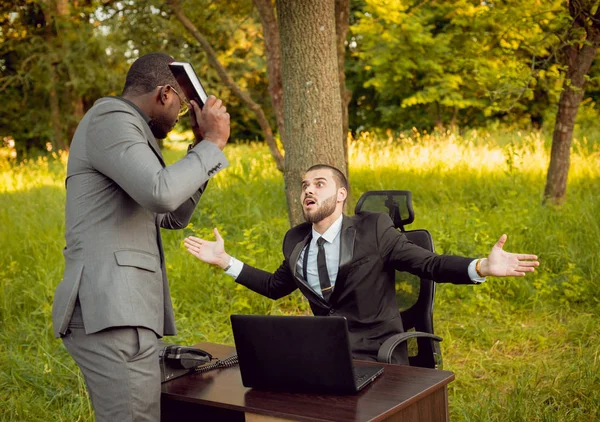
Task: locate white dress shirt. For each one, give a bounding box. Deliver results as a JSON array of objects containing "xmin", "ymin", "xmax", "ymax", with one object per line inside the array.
[{"xmin": 294, "ymin": 215, "xmax": 344, "ymax": 297}]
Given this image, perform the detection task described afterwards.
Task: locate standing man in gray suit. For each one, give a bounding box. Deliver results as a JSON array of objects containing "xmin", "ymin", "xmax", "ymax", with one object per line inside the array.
[{"xmin": 52, "ymin": 52, "xmax": 230, "ymax": 421}]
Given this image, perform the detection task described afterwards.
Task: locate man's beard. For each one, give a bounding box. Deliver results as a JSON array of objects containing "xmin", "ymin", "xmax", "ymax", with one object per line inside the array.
[
  {"xmin": 148, "ymin": 115, "xmax": 175, "ymax": 139},
  {"xmin": 303, "ymin": 193, "xmax": 337, "ymax": 224}
]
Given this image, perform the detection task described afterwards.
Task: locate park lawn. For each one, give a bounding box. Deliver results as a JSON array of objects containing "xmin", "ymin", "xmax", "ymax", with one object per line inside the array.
[{"xmin": 0, "ymin": 131, "xmax": 598, "ymax": 421}]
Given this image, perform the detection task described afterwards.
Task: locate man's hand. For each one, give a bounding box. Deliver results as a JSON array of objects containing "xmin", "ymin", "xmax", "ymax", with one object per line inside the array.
[
  {"xmin": 189, "ymin": 100, "xmax": 204, "ymax": 145},
  {"xmin": 190, "ymin": 96, "xmax": 230, "ymax": 150},
  {"xmin": 479, "ymin": 234, "xmax": 539, "ymax": 277},
  {"xmin": 184, "ymin": 228, "xmax": 231, "ymax": 269}
]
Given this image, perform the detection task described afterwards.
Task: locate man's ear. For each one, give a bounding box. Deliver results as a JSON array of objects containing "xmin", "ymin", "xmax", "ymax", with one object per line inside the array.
[
  {"xmin": 337, "ymin": 187, "xmax": 347, "ymax": 203},
  {"xmin": 157, "ymin": 86, "xmax": 168, "ymax": 105}
]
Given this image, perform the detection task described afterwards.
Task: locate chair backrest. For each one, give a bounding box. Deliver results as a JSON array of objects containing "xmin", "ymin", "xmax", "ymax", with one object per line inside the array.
[{"xmin": 354, "ymin": 190, "xmax": 442, "ymax": 368}]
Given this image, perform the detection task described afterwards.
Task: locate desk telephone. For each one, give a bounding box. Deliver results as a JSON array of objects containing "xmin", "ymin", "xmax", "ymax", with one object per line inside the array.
[{"xmin": 159, "ymin": 342, "xmax": 238, "ymax": 382}]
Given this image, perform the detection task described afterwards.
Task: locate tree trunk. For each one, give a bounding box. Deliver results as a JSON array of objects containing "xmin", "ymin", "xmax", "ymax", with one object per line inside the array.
[
  {"xmin": 335, "ymin": 0, "xmax": 351, "ymax": 171},
  {"xmin": 277, "ymin": 0, "xmax": 348, "ymax": 226},
  {"xmin": 451, "ymin": 106, "xmax": 458, "ymax": 130},
  {"xmin": 42, "ymin": 1, "xmax": 67, "ymax": 151},
  {"xmin": 544, "ymin": 4, "xmax": 600, "ymax": 204},
  {"xmin": 47, "ymin": 63, "xmax": 66, "ymax": 150},
  {"xmin": 72, "ymin": 94, "xmax": 85, "ymax": 121},
  {"xmin": 55, "ymin": 0, "xmax": 68, "ymax": 15},
  {"xmin": 434, "ymin": 102, "xmax": 443, "ymax": 130},
  {"xmin": 545, "ymin": 86, "xmax": 581, "ymax": 204},
  {"xmin": 253, "ymin": 0, "xmax": 286, "ymax": 149},
  {"xmin": 167, "ymin": 0, "xmax": 285, "ymax": 172}
]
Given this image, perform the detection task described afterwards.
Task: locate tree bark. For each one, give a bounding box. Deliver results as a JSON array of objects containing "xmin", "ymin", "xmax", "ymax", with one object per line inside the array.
[
  {"xmin": 253, "ymin": 0, "xmax": 286, "ymax": 149},
  {"xmin": 335, "ymin": 0, "xmax": 351, "ymax": 170},
  {"xmin": 544, "ymin": 3, "xmax": 600, "ymax": 204},
  {"xmin": 167, "ymin": 0, "xmax": 285, "ymax": 172},
  {"xmin": 277, "ymin": 0, "xmax": 348, "ymax": 226}
]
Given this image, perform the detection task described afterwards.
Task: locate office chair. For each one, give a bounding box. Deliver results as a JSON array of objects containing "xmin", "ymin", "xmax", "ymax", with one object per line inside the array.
[{"xmin": 354, "ymin": 190, "xmax": 443, "ymax": 369}]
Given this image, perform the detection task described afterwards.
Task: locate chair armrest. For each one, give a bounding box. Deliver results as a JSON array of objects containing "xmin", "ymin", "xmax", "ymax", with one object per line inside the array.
[{"xmin": 377, "ymin": 332, "xmax": 443, "ymax": 364}]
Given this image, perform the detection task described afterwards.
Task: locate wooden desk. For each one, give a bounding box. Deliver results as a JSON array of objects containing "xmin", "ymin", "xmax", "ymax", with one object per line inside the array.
[{"xmin": 161, "ymin": 342, "xmax": 454, "ymax": 422}]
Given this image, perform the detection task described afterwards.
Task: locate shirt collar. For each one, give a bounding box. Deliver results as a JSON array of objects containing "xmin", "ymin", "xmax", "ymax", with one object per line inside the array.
[{"xmin": 312, "ymin": 214, "xmax": 344, "ymax": 244}]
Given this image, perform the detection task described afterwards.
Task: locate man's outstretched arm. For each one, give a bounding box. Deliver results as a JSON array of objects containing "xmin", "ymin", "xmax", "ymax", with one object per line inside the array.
[
  {"xmin": 184, "ymin": 228, "xmax": 298, "ymax": 299},
  {"xmin": 378, "ymin": 213, "xmax": 539, "ymax": 283}
]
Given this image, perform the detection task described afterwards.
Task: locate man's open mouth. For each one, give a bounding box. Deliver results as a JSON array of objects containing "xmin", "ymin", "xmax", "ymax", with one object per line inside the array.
[{"xmin": 304, "ymin": 198, "xmax": 317, "ymax": 208}]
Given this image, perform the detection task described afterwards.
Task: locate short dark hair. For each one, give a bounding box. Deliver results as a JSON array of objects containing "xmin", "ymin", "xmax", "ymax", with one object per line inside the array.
[
  {"xmin": 305, "ymin": 164, "xmax": 348, "ymax": 191},
  {"xmin": 122, "ymin": 52, "xmax": 181, "ymax": 96}
]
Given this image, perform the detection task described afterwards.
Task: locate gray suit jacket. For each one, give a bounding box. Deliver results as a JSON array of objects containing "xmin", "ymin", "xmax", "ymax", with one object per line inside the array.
[{"xmin": 52, "ymin": 97, "xmax": 228, "ymax": 338}]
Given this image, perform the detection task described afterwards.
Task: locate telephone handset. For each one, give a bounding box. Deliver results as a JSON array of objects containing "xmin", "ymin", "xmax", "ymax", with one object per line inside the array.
[
  {"xmin": 158, "ymin": 341, "xmax": 239, "ymax": 382},
  {"xmin": 161, "ymin": 344, "xmax": 212, "ymax": 369}
]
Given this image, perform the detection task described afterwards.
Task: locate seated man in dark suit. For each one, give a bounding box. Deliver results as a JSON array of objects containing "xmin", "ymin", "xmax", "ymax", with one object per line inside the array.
[{"xmin": 184, "ymin": 164, "xmax": 539, "ymax": 364}]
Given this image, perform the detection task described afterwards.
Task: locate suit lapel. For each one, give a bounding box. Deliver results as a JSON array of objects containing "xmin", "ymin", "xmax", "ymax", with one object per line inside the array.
[
  {"xmin": 290, "ymin": 232, "xmax": 312, "ymax": 281},
  {"xmin": 142, "ymin": 125, "xmax": 166, "ymax": 167},
  {"xmin": 331, "ymin": 215, "xmax": 356, "ymax": 300},
  {"xmin": 290, "ymin": 232, "xmax": 330, "ymax": 307}
]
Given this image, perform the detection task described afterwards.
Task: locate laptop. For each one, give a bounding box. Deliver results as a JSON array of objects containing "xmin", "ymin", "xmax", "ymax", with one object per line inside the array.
[{"xmin": 230, "ymin": 314, "xmax": 384, "ymax": 394}]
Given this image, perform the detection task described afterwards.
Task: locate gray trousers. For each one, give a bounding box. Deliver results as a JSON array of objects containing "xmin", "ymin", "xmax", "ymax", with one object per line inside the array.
[{"xmin": 62, "ymin": 304, "xmax": 160, "ymax": 422}]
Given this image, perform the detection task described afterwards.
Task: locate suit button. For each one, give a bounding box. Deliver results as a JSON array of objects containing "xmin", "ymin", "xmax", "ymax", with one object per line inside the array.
[{"xmin": 329, "ymin": 308, "xmax": 335, "ymax": 315}]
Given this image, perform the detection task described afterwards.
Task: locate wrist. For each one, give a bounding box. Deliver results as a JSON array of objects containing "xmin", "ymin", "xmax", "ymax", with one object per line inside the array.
[
  {"xmin": 476, "ymin": 258, "xmax": 488, "ymax": 278},
  {"xmin": 203, "ymin": 134, "xmax": 225, "ymax": 146},
  {"xmin": 219, "ymin": 254, "xmax": 233, "ymax": 270}
]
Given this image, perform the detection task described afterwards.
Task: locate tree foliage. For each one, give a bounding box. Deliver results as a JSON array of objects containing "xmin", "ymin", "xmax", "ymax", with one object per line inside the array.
[
  {"xmin": 1, "ymin": 0, "xmax": 600, "ymax": 155},
  {"xmin": 0, "ymin": 0, "xmax": 130, "ymax": 154},
  {"xmin": 92, "ymin": 0, "xmax": 276, "ymax": 143},
  {"xmin": 346, "ymin": 0, "xmax": 575, "ymax": 132}
]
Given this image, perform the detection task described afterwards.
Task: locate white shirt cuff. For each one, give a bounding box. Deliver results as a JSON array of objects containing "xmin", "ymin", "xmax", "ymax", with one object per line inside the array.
[
  {"xmin": 468, "ymin": 259, "xmax": 486, "ymax": 284},
  {"xmin": 225, "ymin": 257, "xmax": 244, "ymax": 278}
]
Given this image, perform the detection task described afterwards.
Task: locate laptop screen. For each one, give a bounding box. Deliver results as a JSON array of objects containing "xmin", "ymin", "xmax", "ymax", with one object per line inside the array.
[{"xmin": 230, "ymin": 314, "xmax": 383, "ymax": 394}]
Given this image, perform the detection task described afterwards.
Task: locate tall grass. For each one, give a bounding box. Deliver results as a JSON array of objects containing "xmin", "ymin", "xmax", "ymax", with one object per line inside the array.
[{"xmin": 1, "ymin": 131, "xmax": 598, "ymax": 421}]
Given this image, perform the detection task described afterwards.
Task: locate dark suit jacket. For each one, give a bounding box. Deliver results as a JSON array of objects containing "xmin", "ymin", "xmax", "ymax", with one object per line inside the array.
[{"xmin": 236, "ymin": 211, "xmax": 476, "ymax": 362}]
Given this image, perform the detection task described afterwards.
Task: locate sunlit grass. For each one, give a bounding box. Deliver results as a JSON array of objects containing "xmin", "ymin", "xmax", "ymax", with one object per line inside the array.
[
  {"xmin": 1, "ymin": 131, "xmax": 599, "ymax": 421},
  {"xmin": 0, "ymin": 151, "xmax": 67, "ymax": 193},
  {"xmin": 349, "ymin": 129, "xmax": 598, "ymax": 178}
]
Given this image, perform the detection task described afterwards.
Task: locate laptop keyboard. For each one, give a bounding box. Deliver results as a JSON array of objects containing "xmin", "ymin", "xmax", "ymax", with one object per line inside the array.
[
  {"xmin": 354, "ymin": 366, "xmax": 374, "ymax": 385},
  {"xmin": 355, "ymin": 373, "xmax": 368, "ymax": 384},
  {"xmin": 354, "ymin": 365, "xmax": 384, "ymax": 389}
]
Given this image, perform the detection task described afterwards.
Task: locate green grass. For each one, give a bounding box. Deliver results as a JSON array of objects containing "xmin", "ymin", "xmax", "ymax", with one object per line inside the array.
[{"xmin": 1, "ymin": 131, "xmax": 599, "ymax": 421}]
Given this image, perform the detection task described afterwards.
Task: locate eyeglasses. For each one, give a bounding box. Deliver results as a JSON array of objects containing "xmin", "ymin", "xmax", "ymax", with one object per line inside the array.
[{"xmin": 170, "ymin": 86, "xmax": 189, "ymax": 117}]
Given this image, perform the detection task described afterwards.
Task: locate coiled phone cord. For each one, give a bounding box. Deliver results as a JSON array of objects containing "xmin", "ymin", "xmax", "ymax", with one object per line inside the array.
[{"xmin": 195, "ymin": 354, "xmax": 239, "ymax": 374}]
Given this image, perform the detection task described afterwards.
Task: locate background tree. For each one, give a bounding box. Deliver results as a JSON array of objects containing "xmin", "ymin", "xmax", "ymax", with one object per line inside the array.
[
  {"xmin": 335, "ymin": 0, "xmax": 351, "ymax": 169},
  {"xmin": 252, "ymin": 0, "xmax": 352, "ymax": 180},
  {"xmin": 346, "ymin": 0, "xmax": 565, "ymax": 132},
  {"xmin": 41, "ymin": 0, "xmax": 69, "ymax": 151},
  {"xmin": 544, "ymin": 0, "xmax": 600, "ymax": 205},
  {"xmin": 276, "ymin": 0, "xmax": 348, "ymax": 226},
  {"xmin": 253, "ymin": 0, "xmax": 286, "ymax": 158}
]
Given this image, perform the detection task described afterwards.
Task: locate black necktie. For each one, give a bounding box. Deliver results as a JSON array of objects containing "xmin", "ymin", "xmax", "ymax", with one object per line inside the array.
[{"xmin": 316, "ymin": 237, "xmax": 333, "ymax": 301}]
